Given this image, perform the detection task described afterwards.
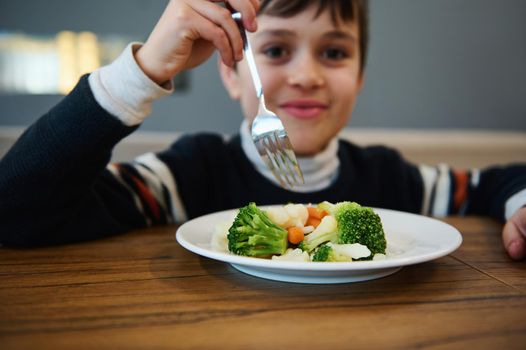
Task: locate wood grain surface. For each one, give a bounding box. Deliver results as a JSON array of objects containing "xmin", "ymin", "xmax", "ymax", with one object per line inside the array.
[{"xmin": 1, "ymin": 217, "xmax": 525, "ymax": 349}]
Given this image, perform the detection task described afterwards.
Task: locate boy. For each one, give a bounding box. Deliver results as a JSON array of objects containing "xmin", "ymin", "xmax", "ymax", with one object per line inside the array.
[{"xmin": 0, "ymin": 0, "xmax": 525, "ymax": 260}]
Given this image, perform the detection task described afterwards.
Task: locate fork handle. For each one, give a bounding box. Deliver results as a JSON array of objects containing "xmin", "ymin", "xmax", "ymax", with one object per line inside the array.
[{"xmin": 231, "ymin": 12, "xmax": 263, "ymax": 98}]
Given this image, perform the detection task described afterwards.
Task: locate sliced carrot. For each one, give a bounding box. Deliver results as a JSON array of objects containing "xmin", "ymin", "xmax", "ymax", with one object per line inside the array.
[
  {"xmin": 287, "ymin": 226, "xmax": 304, "ymax": 244},
  {"xmin": 306, "ymin": 217, "xmax": 321, "ymax": 228},
  {"xmin": 307, "ymin": 207, "xmax": 328, "ymax": 220}
]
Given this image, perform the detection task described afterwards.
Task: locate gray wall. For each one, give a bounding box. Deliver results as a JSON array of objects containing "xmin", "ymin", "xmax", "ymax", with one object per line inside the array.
[{"xmin": 1, "ymin": 0, "xmax": 525, "ymax": 133}]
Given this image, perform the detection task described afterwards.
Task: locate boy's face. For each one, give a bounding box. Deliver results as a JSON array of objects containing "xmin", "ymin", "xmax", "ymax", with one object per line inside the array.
[{"xmin": 220, "ymin": 5, "xmax": 364, "ymax": 156}]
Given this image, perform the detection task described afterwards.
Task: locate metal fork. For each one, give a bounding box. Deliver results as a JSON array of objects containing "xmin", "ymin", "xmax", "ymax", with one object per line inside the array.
[{"xmin": 232, "ymin": 13, "xmax": 304, "ymax": 189}]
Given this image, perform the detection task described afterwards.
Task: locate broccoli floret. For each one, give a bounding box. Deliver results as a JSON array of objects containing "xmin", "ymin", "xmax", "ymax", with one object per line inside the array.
[
  {"xmin": 298, "ymin": 215, "xmax": 338, "ymax": 252},
  {"xmin": 312, "ymin": 242, "xmax": 371, "ymax": 262},
  {"xmin": 312, "ymin": 244, "xmax": 332, "ymax": 261},
  {"xmin": 227, "ymin": 202, "xmax": 288, "ymax": 257},
  {"xmin": 333, "ymin": 201, "xmax": 386, "ymax": 255}
]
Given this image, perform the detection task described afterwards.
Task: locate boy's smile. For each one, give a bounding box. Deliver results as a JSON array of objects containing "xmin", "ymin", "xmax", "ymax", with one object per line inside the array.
[
  {"xmin": 279, "ymin": 99, "xmax": 329, "ymax": 120},
  {"xmin": 220, "ymin": 4, "xmax": 364, "ymax": 156}
]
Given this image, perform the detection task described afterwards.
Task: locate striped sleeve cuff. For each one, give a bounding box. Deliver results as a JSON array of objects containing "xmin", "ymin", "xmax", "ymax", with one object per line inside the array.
[
  {"xmin": 106, "ymin": 152, "xmax": 188, "ymax": 225},
  {"xmin": 88, "ymin": 42, "xmax": 173, "ymax": 126},
  {"xmin": 134, "ymin": 152, "xmax": 188, "ymax": 223},
  {"xmin": 418, "ymin": 164, "xmax": 480, "ymax": 217},
  {"xmin": 418, "ymin": 164, "xmax": 525, "ymax": 220}
]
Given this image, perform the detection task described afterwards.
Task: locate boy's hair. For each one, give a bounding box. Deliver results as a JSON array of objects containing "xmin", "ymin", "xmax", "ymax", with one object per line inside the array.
[{"xmin": 259, "ymin": 0, "xmax": 369, "ymax": 74}]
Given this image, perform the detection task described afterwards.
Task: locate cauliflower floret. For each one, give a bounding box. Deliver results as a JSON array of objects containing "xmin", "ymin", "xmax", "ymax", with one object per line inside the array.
[
  {"xmin": 266, "ymin": 204, "xmax": 308, "ymax": 228},
  {"xmin": 311, "ymin": 242, "xmax": 371, "ymax": 262},
  {"xmin": 312, "ymin": 215, "xmax": 337, "ymax": 235},
  {"xmin": 211, "ymin": 221, "xmax": 231, "ymax": 253},
  {"xmin": 303, "ymin": 225, "xmax": 315, "ymax": 234},
  {"xmin": 284, "ymin": 203, "xmax": 309, "ymax": 227},
  {"xmin": 265, "ymin": 206, "xmax": 290, "ymax": 227},
  {"xmin": 329, "ymin": 242, "xmax": 371, "ymax": 260},
  {"xmin": 271, "ymin": 248, "xmax": 310, "ymax": 262}
]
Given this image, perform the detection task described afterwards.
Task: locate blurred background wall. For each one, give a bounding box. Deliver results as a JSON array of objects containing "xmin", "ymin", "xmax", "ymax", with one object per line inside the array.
[{"xmin": 0, "ymin": 0, "xmax": 525, "ymax": 133}]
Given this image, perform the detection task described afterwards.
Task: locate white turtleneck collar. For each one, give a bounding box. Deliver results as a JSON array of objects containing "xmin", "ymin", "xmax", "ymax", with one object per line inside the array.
[{"xmin": 239, "ymin": 120, "xmax": 340, "ymax": 192}]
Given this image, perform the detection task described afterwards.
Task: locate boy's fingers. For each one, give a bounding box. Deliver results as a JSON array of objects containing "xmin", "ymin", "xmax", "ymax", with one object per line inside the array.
[
  {"xmin": 224, "ymin": 0, "xmax": 259, "ymax": 31},
  {"xmin": 502, "ymin": 223, "xmax": 526, "ymax": 260},
  {"xmin": 502, "ymin": 207, "xmax": 526, "ymax": 260},
  {"xmin": 193, "ymin": 15, "xmax": 235, "ymax": 67},
  {"xmin": 191, "ymin": 0, "xmax": 246, "ymax": 61}
]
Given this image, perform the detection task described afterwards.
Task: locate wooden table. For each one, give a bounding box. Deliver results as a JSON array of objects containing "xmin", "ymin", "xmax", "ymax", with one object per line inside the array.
[{"xmin": 1, "ymin": 217, "xmax": 525, "ymax": 349}]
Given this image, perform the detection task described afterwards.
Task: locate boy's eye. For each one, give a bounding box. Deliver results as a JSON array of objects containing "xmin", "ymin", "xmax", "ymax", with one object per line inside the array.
[
  {"xmin": 262, "ymin": 45, "xmax": 289, "ymax": 59},
  {"xmin": 321, "ymin": 47, "xmax": 349, "ymax": 61}
]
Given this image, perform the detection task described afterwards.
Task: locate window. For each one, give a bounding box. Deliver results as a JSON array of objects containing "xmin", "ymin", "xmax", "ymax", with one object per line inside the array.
[{"xmin": 0, "ymin": 30, "xmax": 187, "ymax": 95}]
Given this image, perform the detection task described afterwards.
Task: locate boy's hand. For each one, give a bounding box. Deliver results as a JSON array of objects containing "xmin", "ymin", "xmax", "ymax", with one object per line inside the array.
[
  {"xmin": 502, "ymin": 207, "xmax": 526, "ymax": 260},
  {"xmin": 135, "ymin": 0, "xmax": 259, "ymax": 85}
]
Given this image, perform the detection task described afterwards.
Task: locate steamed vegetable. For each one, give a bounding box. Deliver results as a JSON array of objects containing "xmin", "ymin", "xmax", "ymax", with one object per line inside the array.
[
  {"xmin": 227, "ymin": 202, "xmax": 288, "ymax": 257},
  {"xmin": 312, "ymin": 242, "xmax": 371, "ymax": 262},
  {"xmin": 329, "ymin": 201, "xmax": 387, "ymax": 255},
  {"xmin": 298, "ymin": 215, "xmax": 338, "ymax": 252},
  {"xmin": 223, "ymin": 201, "xmax": 387, "ymax": 262}
]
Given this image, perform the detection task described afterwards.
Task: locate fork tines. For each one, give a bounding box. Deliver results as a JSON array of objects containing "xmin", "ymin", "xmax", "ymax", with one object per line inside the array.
[{"xmin": 254, "ymin": 131, "xmax": 304, "ymax": 189}]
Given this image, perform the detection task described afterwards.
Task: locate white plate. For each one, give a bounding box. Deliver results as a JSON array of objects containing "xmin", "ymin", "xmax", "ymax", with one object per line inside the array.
[{"xmin": 175, "ymin": 207, "xmax": 462, "ymax": 284}]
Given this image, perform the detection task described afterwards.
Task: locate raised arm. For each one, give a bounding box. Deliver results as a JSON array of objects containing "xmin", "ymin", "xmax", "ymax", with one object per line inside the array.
[{"xmin": 0, "ymin": 0, "xmax": 259, "ymax": 246}]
